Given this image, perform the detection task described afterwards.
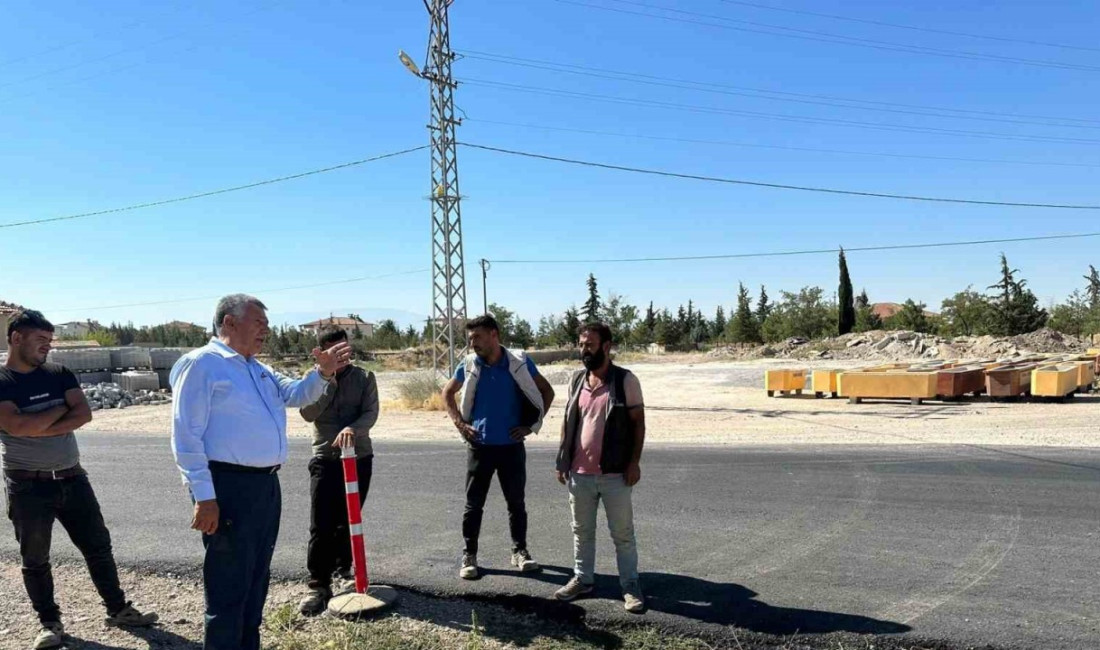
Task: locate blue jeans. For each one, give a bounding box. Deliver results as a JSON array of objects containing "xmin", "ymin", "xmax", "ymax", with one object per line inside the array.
[
  {"xmin": 5, "ymin": 474, "xmax": 127, "ymax": 624},
  {"xmin": 200, "ymin": 469, "xmax": 281, "ymax": 650},
  {"xmin": 567, "ymin": 473, "xmax": 639, "ymax": 589}
]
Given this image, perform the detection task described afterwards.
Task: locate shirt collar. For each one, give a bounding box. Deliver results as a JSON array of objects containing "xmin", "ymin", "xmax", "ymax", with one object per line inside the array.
[
  {"xmin": 475, "ymin": 347, "xmax": 509, "ymax": 369},
  {"xmin": 209, "ymin": 338, "xmax": 245, "ymax": 360}
]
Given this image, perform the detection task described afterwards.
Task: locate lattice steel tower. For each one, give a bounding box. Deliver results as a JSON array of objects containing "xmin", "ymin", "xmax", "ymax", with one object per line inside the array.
[{"xmin": 401, "ymin": 0, "xmax": 468, "ymax": 379}]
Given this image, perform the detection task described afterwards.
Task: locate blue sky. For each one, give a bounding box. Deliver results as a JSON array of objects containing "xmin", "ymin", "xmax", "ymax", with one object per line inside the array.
[{"xmin": 1, "ymin": 0, "xmax": 1098, "ymax": 328}]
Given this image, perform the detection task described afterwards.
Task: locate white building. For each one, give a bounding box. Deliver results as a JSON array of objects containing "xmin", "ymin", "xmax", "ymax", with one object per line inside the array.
[{"xmin": 299, "ymin": 316, "xmax": 375, "ymax": 340}]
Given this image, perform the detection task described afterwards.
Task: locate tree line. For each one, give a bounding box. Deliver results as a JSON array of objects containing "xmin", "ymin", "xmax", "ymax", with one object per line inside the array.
[{"xmin": 487, "ymin": 253, "xmax": 1100, "ymax": 350}]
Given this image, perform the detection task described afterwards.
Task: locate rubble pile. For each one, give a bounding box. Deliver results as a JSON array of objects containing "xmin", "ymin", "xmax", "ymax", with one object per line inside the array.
[
  {"xmin": 82, "ymin": 382, "xmax": 171, "ymax": 411},
  {"xmin": 708, "ymin": 328, "xmax": 1090, "ymax": 362}
]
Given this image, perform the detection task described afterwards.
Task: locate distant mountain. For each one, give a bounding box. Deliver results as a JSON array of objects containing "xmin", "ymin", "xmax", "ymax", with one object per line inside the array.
[{"xmin": 268, "ymin": 307, "xmax": 430, "ymax": 330}]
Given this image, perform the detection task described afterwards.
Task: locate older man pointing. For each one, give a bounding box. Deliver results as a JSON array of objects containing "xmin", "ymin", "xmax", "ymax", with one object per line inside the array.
[{"xmin": 170, "ymin": 294, "xmax": 352, "ymax": 650}]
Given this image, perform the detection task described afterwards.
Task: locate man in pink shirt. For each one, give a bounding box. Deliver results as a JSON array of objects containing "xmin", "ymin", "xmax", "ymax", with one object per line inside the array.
[{"xmin": 553, "ymin": 323, "xmax": 647, "ymax": 613}]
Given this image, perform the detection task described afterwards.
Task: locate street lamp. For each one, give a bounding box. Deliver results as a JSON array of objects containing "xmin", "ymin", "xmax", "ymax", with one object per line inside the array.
[{"xmin": 398, "ymin": 50, "xmax": 421, "ymax": 77}]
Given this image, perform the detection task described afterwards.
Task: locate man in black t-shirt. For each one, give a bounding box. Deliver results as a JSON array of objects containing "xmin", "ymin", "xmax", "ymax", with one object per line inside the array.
[{"xmin": 0, "ymin": 311, "xmax": 157, "ymax": 650}]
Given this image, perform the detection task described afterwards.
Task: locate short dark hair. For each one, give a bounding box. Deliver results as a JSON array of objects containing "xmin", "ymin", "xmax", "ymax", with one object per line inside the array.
[
  {"xmin": 465, "ymin": 314, "xmax": 500, "ymax": 334},
  {"xmin": 581, "ymin": 322, "xmax": 613, "ymax": 346},
  {"xmin": 7, "ymin": 310, "xmax": 54, "ymax": 344},
  {"xmin": 318, "ymin": 326, "xmax": 348, "ymax": 348}
]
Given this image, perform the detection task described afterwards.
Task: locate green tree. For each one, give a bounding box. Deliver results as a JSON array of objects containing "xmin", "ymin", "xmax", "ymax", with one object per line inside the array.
[
  {"xmin": 656, "ymin": 308, "xmax": 684, "ymax": 348},
  {"xmin": 600, "ymin": 293, "xmax": 638, "ymax": 345},
  {"xmin": 1049, "ymin": 290, "xmax": 1090, "ymax": 337},
  {"xmin": 713, "ymin": 305, "xmax": 727, "ymax": 341},
  {"xmin": 755, "ymin": 286, "xmax": 771, "ymax": 325},
  {"xmin": 986, "ymin": 254, "xmax": 1047, "ymax": 336},
  {"xmin": 838, "ymin": 249, "xmax": 855, "ymax": 335},
  {"xmin": 536, "ymin": 315, "xmax": 562, "ymax": 348},
  {"xmin": 1084, "ymin": 265, "xmax": 1100, "ymax": 310},
  {"xmin": 939, "ymin": 287, "xmax": 993, "ymax": 336},
  {"xmin": 583, "ymin": 274, "xmax": 601, "ymax": 323},
  {"xmin": 728, "ymin": 283, "xmax": 762, "ymax": 344},
  {"xmin": 759, "ymin": 287, "xmax": 834, "ymax": 343},
  {"xmin": 487, "ymin": 302, "xmax": 520, "ymax": 346},
  {"xmin": 887, "ymin": 299, "xmax": 933, "ymax": 333},
  {"xmin": 512, "ymin": 319, "xmax": 535, "ymax": 349},
  {"xmin": 560, "ymin": 307, "xmax": 582, "ymax": 346},
  {"xmin": 854, "ymin": 289, "xmax": 883, "ymax": 332}
]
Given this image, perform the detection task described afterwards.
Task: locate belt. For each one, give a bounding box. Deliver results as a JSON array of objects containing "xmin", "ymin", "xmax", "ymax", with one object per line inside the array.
[
  {"xmin": 208, "ymin": 460, "xmax": 280, "ymax": 475},
  {"xmin": 4, "ymin": 464, "xmax": 86, "ymax": 481}
]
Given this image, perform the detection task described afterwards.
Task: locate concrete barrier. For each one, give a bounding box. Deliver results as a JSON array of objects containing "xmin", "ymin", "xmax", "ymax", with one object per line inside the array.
[
  {"xmin": 526, "ymin": 349, "xmax": 578, "ymax": 365},
  {"xmin": 112, "ymin": 371, "xmax": 160, "ymax": 392},
  {"xmin": 110, "ymin": 348, "xmax": 152, "ymax": 370}
]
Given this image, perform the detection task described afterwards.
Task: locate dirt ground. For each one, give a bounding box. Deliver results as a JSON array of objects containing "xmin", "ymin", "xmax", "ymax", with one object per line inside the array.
[{"xmin": 87, "ymin": 359, "xmax": 1100, "ymax": 448}]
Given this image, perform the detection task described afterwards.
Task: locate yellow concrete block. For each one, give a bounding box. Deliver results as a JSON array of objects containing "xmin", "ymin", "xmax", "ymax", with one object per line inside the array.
[
  {"xmin": 1071, "ymin": 361, "xmax": 1096, "ymax": 390},
  {"xmin": 1031, "ymin": 364, "xmax": 1078, "ymax": 397},
  {"xmin": 812, "ymin": 369, "xmax": 840, "ymax": 395},
  {"xmin": 765, "ymin": 369, "xmax": 806, "ymax": 394},
  {"xmin": 838, "ymin": 370, "xmax": 939, "ymax": 403}
]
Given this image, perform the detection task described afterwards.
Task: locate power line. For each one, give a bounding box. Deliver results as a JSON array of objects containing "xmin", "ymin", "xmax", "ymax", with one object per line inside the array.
[
  {"xmin": 460, "ymin": 50, "xmax": 1100, "ymax": 129},
  {"xmin": 461, "ymin": 78, "xmax": 1100, "ymax": 146},
  {"xmin": 556, "ymin": 0, "xmax": 1100, "ymax": 73},
  {"xmin": 486, "ymin": 232, "xmax": 1100, "ymax": 265},
  {"xmin": 459, "ymin": 142, "xmax": 1100, "ymax": 209},
  {"xmin": 52, "ymin": 268, "xmax": 431, "ymax": 314},
  {"xmin": 464, "ymin": 118, "xmax": 1100, "ymax": 170},
  {"xmin": 0, "ymin": 5, "xmax": 190, "ymax": 69},
  {"xmin": 0, "ymin": 3, "xmax": 280, "ymax": 93},
  {"xmin": 0, "ymin": 145, "xmax": 428, "ymax": 230},
  {"xmin": 717, "ymin": 0, "xmax": 1100, "ymax": 54}
]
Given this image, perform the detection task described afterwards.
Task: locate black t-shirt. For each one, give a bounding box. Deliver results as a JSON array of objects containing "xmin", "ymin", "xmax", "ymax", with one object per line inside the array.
[{"xmin": 0, "ymin": 363, "xmax": 82, "ymax": 471}]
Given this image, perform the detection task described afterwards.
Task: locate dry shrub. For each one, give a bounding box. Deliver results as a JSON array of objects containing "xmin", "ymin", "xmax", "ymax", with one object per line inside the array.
[{"xmin": 396, "ymin": 372, "xmax": 445, "ymax": 410}]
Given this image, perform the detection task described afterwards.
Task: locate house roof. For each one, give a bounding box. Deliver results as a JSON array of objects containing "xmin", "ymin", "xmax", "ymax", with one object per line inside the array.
[
  {"xmin": 164, "ymin": 321, "xmax": 204, "ymax": 330},
  {"xmin": 872, "ymin": 302, "xmax": 939, "ymax": 319},
  {"xmin": 300, "ymin": 317, "xmax": 372, "ymax": 328}
]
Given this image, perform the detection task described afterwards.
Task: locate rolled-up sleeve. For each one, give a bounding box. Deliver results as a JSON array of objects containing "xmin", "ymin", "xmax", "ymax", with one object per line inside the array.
[
  {"xmin": 171, "ymin": 357, "xmax": 216, "ymax": 502},
  {"xmin": 274, "ymin": 367, "xmax": 329, "ymax": 408}
]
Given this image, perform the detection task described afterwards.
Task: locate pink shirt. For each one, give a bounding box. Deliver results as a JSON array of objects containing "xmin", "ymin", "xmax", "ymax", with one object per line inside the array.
[{"xmin": 571, "ymin": 372, "xmax": 644, "ymax": 476}]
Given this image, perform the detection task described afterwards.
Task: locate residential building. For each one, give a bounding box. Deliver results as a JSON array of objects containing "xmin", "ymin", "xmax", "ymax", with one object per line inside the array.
[{"xmin": 299, "ymin": 316, "xmax": 374, "ymax": 340}]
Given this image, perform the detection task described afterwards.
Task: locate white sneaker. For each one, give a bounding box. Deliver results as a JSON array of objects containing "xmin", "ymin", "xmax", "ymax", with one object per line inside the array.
[
  {"xmin": 459, "ymin": 552, "xmax": 479, "ymax": 580},
  {"xmin": 33, "ymin": 622, "xmax": 64, "ymax": 650},
  {"xmin": 623, "ymin": 581, "xmax": 645, "ymax": 614},
  {"xmin": 510, "ymin": 549, "xmax": 541, "ymax": 573}
]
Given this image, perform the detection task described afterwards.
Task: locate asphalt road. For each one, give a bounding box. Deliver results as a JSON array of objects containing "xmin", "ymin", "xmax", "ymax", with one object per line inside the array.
[{"xmin": 2, "ymin": 435, "xmax": 1098, "ymax": 649}]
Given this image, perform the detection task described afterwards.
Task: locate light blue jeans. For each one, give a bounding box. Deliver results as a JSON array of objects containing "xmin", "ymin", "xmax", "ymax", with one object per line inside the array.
[{"xmin": 568, "ymin": 473, "xmax": 639, "ymax": 589}]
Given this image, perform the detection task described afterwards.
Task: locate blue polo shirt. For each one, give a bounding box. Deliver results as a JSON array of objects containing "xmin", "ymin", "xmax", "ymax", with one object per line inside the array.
[{"xmin": 454, "ymin": 349, "xmax": 540, "ymax": 446}]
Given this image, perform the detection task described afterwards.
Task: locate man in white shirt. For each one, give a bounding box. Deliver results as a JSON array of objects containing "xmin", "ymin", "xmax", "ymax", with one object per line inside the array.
[{"xmin": 170, "ymin": 294, "xmax": 351, "ymax": 650}]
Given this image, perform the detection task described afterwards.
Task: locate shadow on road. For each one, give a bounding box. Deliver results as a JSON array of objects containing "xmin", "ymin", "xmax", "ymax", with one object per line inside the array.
[
  {"xmin": 472, "ymin": 564, "xmax": 910, "ymax": 638},
  {"xmin": 63, "ymin": 625, "xmax": 200, "ymax": 650}
]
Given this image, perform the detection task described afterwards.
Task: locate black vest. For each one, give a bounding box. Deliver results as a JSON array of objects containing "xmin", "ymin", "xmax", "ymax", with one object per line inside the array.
[{"xmin": 556, "ymin": 365, "xmax": 635, "ymax": 474}]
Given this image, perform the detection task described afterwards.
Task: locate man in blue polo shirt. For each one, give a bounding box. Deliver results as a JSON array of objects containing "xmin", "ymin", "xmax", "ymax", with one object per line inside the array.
[{"xmin": 442, "ymin": 314, "xmax": 555, "ymax": 580}]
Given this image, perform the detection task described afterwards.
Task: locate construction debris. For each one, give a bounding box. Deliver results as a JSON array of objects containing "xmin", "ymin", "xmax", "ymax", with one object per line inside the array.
[
  {"xmin": 711, "ymin": 328, "xmax": 1090, "ymax": 363},
  {"xmin": 82, "ymin": 382, "xmax": 171, "ymax": 411}
]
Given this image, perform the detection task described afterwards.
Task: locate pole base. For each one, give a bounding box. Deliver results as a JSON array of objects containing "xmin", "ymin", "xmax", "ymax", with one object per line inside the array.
[{"xmin": 326, "ymin": 586, "xmax": 399, "ymax": 619}]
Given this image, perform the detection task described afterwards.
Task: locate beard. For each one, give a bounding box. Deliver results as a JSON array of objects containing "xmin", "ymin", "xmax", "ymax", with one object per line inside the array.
[{"xmin": 581, "ymin": 348, "xmax": 606, "ymax": 371}]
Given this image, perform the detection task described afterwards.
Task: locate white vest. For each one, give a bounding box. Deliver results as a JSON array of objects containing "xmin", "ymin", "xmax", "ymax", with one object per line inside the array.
[{"xmin": 458, "ymin": 348, "xmax": 545, "ymax": 434}]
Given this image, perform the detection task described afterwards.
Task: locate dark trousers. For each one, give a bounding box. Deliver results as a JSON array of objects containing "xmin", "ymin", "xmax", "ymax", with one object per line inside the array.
[
  {"xmin": 201, "ymin": 469, "xmax": 281, "ymax": 650},
  {"xmin": 307, "ymin": 455, "xmax": 372, "ymax": 590},
  {"xmin": 463, "ymin": 442, "xmax": 527, "ymax": 555},
  {"xmin": 5, "ymin": 474, "xmax": 127, "ymax": 624}
]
